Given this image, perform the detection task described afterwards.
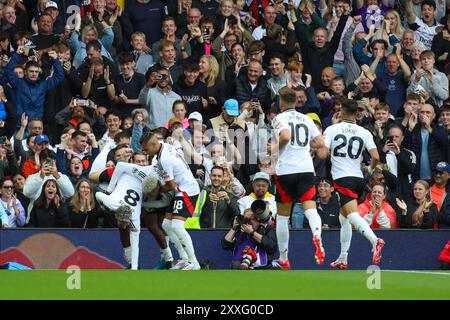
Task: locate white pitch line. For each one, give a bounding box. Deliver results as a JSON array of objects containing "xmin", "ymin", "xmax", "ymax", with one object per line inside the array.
[{"xmin": 383, "ymin": 270, "xmax": 450, "ymax": 276}]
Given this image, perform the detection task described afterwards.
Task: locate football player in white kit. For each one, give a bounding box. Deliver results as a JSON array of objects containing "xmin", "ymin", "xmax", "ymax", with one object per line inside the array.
[
  {"xmin": 319, "ymin": 99, "xmax": 385, "ymax": 268},
  {"xmin": 268, "ymin": 87, "xmax": 326, "ymax": 269},
  {"xmin": 140, "ymin": 131, "xmax": 202, "ymax": 270},
  {"xmin": 95, "ymin": 161, "xmax": 166, "ymax": 270}
]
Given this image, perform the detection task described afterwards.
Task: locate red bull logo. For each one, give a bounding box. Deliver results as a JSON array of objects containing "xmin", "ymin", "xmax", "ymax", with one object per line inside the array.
[{"xmin": 0, "ymin": 233, "xmax": 123, "ymax": 269}]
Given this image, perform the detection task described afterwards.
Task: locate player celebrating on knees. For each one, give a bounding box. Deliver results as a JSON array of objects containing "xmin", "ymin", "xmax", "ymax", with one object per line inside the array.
[
  {"xmin": 319, "ymin": 99, "xmax": 385, "ymax": 268},
  {"xmin": 140, "ymin": 131, "xmax": 201, "ymax": 270},
  {"xmin": 268, "ymin": 87, "xmax": 326, "ymax": 269}
]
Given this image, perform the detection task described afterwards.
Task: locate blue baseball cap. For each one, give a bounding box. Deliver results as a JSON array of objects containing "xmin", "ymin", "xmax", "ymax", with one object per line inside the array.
[
  {"xmin": 435, "ymin": 162, "xmax": 450, "ymax": 173},
  {"xmin": 252, "ymin": 171, "xmax": 271, "ymax": 184},
  {"xmin": 224, "ymin": 99, "xmax": 239, "ymax": 117},
  {"xmin": 35, "ymin": 134, "xmax": 49, "ymax": 145}
]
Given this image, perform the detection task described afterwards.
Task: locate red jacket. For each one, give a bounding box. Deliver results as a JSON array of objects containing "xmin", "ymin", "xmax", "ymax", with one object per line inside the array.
[{"xmin": 359, "ymin": 195, "xmax": 398, "ymax": 229}]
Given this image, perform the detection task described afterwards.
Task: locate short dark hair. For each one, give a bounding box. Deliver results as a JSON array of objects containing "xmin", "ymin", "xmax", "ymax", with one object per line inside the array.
[
  {"xmin": 39, "ymin": 149, "xmax": 56, "ymax": 163},
  {"xmin": 118, "ymin": 51, "xmax": 134, "ymax": 65},
  {"xmin": 104, "ymin": 109, "xmax": 121, "ymax": 121},
  {"xmin": 76, "ymin": 120, "xmax": 91, "ymax": 130},
  {"xmin": 421, "ymin": 0, "xmax": 436, "ymax": 10},
  {"xmin": 230, "ymin": 42, "xmax": 244, "ymax": 53},
  {"xmin": 25, "ymin": 60, "xmax": 40, "ymax": 71},
  {"xmin": 139, "ymin": 131, "xmax": 156, "ymax": 146},
  {"xmin": 269, "ymin": 53, "xmax": 285, "ymax": 64},
  {"xmin": 27, "ymin": 133, "xmax": 38, "ymax": 145},
  {"xmin": 162, "ymin": 16, "xmax": 176, "ymax": 25},
  {"xmin": 184, "ymin": 62, "xmax": 200, "ymax": 72},
  {"xmin": 211, "ymin": 165, "xmax": 225, "ymax": 174},
  {"xmin": 71, "ymin": 130, "xmax": 87, "ymax": 140},
  {"xmin": 342, "ymin": 98, "xmax": 358, "ymax": 115},
  {"xmin": 200, "ymin": 16, "xmax": 215, "ymax": 26},
  {"xmin": 371, "ymin": 39, "xmax": 388, "ymax": 50},
  {"xmin": 86, "ymin": 40, "xmax": 102, "ymax": 52},
  {"xmin": 114, "ymin": 131, "xmax": 131, "ymax": 144}
]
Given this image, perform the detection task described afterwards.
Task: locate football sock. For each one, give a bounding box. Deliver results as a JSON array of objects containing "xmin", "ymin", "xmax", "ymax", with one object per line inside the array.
[
  {"xmin": 339, "ymin": 214, "xmax": 352, "ymax": 259},
  {"xmin": 276, "ymin": 215, "xmax": 290, "ymax": 262},
  {"xmin": 161, "ymin": 236, "xmax": 173, "ymax": 262},
  {"xmin": 129, "ymin": 227, "xmax": 140, "ymax": 270},
  {"xmin": 162, "ymin": 219, "xmax": 188, "ymax": 261},
  {"xmin": 347, "ymin": 212, "xmax": 377, "ymax": 246},
  {"xmin": 171, "ymin": 219, "xmax": 198, "ymax": 265},
  {"xmin": 123, "ymin": 246, "xmax": 131, "ymax": 264},
  {"xmin": 161, "ymin": 247, "xmax": 173, "ymax": 262},
  {"xmin": 304, "ymin": 208, "xmax": 322, "ymax": 237}
]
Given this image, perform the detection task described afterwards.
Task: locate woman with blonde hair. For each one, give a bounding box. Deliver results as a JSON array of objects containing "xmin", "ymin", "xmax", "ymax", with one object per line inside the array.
[
  {"xmin": 68, "ymin": 179, "xmax": 100, "ymax": 228},
  {"xmin": 373, "ymin": 9, "xmax": 405, "ymax": 49},
  {"xmin": 70, "ymin": 23, "xmax": 114, "ymax": 69},
  {"xmin": 397, "ymin": 180, "xmax": 438, "ymax": 229},
  {"xmin": 199, "ymin": 55, "xmax": 226, "ymax": 120}
]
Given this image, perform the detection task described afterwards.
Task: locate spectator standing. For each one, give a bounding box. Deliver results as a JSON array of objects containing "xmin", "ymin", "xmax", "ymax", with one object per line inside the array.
[
  {"xmin": 379, "ymin": 126, "xmax": 417, "ymax": 201},
  {"xmin": 26, "ymin": 178, "xmax": 71, "ymax": 227},
  {"xmin": 139, "ymin": 68, "xmax": 182, "ymax": 130},
  {"xmin": 378, "ymin": 50, "xmax": 412, "ymax": 117},
  {"xmin": 431, "ymin": 162, "xmax": 450, "ymax": 229},
  {"xmin": 405, "ymin": 0, "xmax": 443, "ymax": 50},
  {"xmin": 23, "ymin": 149, "xmax": 75, "ymax": 220},
  {"xmin": 173, "ymin": 62, "xmax": 208, "ymax": 115},
  {"xmin": 407, "ymin": 50, "xmax": 449, "ymax": 108},
  {"xmin": 404, "ymin": 103, "xmax": 449, "ymax": 181},
  {"xmin": 5, "ymin": 48, "xmax": 64, "ymax": 120},
  {"xmin": 125, "ymin": 0, "xmax": 165, "ymax": 46},
  {"xmin": 112, "ymin": 52, "xmax": 146, "ymax": 118}
]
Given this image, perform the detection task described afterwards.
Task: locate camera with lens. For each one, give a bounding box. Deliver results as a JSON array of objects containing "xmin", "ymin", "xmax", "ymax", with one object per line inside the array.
[
  {"xmin": 157, "ymin": 74, "xmax": 168, "ymax": 80},
  {"xmin": 240, "ymin": 246, "xmax": 257, "ymax": 269},
  {"xmin": 251, "ymin": 200, "xmax": 271, "ymax": 223},
  {"xmin": 236, "ymin": 214, "xmax": 251, "ymax": 226}
]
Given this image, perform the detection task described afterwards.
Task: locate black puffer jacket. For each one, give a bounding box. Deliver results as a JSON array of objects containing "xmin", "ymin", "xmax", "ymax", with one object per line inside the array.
[{"xmin": 232, "ymin": 73, "xmax": 272, "ymax": 113}]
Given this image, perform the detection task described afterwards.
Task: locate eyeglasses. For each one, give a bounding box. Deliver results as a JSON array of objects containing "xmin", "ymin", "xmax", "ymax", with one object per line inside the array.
[
  {"xmin": 2, "ymin": 185, "xmax": 14, "ymax": 189},
  {"xmin": 434, "ymin": 170, "xmax": 444, "ymax": 175}
]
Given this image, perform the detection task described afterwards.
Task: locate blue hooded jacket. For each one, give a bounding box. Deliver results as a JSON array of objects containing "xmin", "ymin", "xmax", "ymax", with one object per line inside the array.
[{"xmin": 6, "ymin": 53, "xmax": 64, "ymax": 120}]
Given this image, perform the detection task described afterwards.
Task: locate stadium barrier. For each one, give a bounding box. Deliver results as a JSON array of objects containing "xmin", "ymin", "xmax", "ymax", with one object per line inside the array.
[{"xmin": 1, "ymin": 229, "xmax": 449, "ymax": 270}]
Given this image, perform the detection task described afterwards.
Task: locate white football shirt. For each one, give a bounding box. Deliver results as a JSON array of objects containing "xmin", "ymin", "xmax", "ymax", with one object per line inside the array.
[
  {"xmin": 324, "ymin": 120, "xmax": 377, "ymax": 180},
  {"xmin": 153, "ymin": 143, "xmax": 200, "ymax": 196},
  {"xmin": 105, "ymin": 161, "xmax": 166, "ymax": 219},
  {"xmin": 272, "ymin": 109, "xmax": 321, "ymax": 175}
]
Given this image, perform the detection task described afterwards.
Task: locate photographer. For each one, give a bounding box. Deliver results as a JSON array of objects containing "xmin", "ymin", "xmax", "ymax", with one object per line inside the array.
[{"xmin": 222, "ymin": 201, "xmax": 277, "ymax": 269}]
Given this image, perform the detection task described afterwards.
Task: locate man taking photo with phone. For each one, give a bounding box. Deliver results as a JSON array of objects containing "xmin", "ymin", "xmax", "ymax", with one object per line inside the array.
[{"xmin": 380, "ymin": 125, "xmax": 417, "ymax": 201}]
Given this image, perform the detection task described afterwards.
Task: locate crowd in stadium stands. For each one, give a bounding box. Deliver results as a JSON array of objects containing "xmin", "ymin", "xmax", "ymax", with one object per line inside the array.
[{"xmin": 0, "ymin": 0, "xmax": 448, "ymax": 237}]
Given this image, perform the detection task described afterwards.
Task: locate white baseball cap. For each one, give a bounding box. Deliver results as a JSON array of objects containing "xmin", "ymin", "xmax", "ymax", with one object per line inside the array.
[
  {"xmin": 188, "ymin": 112, "xmax": 203, "ymax": 122},
  {"xmin": 45, "ymin": 1, "xmax": 58, "ymax": 10}
]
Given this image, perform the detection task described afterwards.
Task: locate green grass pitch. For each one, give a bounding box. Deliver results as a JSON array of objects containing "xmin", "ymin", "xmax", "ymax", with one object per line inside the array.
[{"xmin": 1, "ymin": 270, "xmax": 450, "ymax": 300}]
